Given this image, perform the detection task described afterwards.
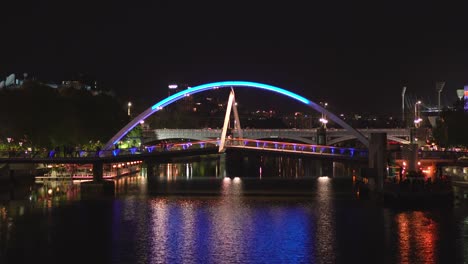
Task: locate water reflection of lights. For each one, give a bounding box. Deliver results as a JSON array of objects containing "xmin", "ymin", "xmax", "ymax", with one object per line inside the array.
[
  {"xmin": 180, "ymin": 201, "xmax": 196, "ymax": 260},
  {"xmin": 150, "ymin": 199, "xmax": 169, "ymax": 262},
  {"xmin": 396, "ymin": 212, "xmax": 437, "ymax": 263},
  {"xmin": 158, "ymin": 163, "xmax": 196, "ymax": 180},
  {"xmin": 213, "ymin": 177, "xmax": 245, "ymax": 263},
  {"xmin": 315, "ymin": 175, "xmax": 336, "ymax": 263},
  {"xmin": 221, "ymin": 177, "xmax": 243, "ymax": 196},
  {"xmin": 113, "ymin": 172, "xmax": 147, "ymax": 195},
  {"xmin": 465, "ymin": 217, "xmax": 468, "ymax": 264},
  {"xmin": 185, "ymin": 163, "xmax": 192, "ymax": 179}
]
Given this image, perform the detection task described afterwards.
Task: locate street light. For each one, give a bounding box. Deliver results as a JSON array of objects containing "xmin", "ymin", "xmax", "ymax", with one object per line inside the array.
[
  {"xmin": 414, "ymin": 101, "xmax": 422, "ymax": 128},
  {"xmin": 319, "ymin": 117, "xmax": 328, "ymax": 127},
  {"xmin": 401, "ymin": 86, "xmax": 406, "ymax": 126},
  {"xmin": 320, "ymin": 102, "xmax": 328, "ymax": 128},
  {"xmin": 127, "ymin": 102, "xmax": 132, "ymax": 116}
]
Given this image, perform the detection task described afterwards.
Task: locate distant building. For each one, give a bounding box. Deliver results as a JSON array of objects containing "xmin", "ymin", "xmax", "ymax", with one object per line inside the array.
[
  {"xmin": 465, "ymin": 85, "xmax": 468, "ymax": 111},
  {"xmin": 0, "ymin": 73, "xmax": 28, "ymax": 89},
  {"xmin": 0, "ymin": 72, "xmax": 114, "ymax": 97}
]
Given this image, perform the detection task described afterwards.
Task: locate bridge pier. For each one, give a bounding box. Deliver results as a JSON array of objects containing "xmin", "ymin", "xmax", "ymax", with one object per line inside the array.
[
  {"xmin": 144, "ymin": 161, "xmax": 159, "ymax": 189},
  {"xmin": 453, "ymin": 185, "xmax": 468, "ymax": 204},
  {"xmin": 367, "ymin": 133, "xmax": 387, "ymax": 194},
  {"xmin": 93, "ymin": 161, "xmax": 103, "ymax": 181},
  {"xmin": 404, "ymin": 143, "xmax": 419, "ymax": 172},
  {"xmin": 317, "ymin": 127, "xmax": 327, "ymax": 145},
  {"xmin": 81, "ymin": 161, "xmax": 114, "ymax": 197},
  {"xmin": 145, "ymin": 162, "xmax": 155, "ymax": 177}
]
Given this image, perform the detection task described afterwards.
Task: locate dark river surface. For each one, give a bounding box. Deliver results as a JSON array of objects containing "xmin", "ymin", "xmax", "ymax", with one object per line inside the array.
[{"xmin": 0, "ymin": 153, "xmax": 467, "ymax": 264}]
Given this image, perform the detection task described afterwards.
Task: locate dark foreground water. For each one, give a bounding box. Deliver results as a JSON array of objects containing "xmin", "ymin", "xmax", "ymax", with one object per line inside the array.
[{"xmin": 0, "ymin": 154, "xmax": 467, "ymax": 264}]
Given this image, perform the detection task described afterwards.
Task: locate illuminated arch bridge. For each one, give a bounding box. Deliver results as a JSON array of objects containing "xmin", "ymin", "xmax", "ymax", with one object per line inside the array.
[{"xmin": 103, "ymin": 81, "xmax": 370, "ymax": 150}]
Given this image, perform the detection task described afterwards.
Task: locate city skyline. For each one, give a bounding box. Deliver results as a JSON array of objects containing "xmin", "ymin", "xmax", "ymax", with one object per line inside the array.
[{"xmin": 2, "ymin": 1, "xmax": 468, "ymax": 114}]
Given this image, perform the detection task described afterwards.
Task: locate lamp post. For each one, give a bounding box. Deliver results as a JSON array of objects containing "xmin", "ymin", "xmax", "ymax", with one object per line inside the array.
[
  {"xmin": 127, "ymin": 102, "xmax": 132, "ymax": 117},
  {"xmin": 317, "ymin": 102, "xmax": 328, "ymax": 145},
  {"xmin": 319, "ymin": 102, "xmax": 328, "ymax": 129},
  {"xmin": 401, "ymin": 86, "xmax": 406, "ymax": 126},
  {"xmin": 436, "ymin": 81, "xmax": 445, "ymax": 115},
  {"xmin": 414, "ymin": 101, "xmax": 422, "ymax": 128}
]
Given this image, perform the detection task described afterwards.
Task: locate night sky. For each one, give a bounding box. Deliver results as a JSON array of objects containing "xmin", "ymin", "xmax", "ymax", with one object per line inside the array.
[{"xmin": 3, "ymin": 1, "xmax": 468, "ymax": 115}]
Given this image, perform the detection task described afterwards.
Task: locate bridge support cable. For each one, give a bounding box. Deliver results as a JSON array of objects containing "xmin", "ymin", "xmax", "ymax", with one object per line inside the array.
[
  {"xmin": 232, "ymin": 89, "xmax": 243, "ymax": 139},
  {"xmin": 219, "ymin": 89, "xmax": 237, "ymax": 152}
]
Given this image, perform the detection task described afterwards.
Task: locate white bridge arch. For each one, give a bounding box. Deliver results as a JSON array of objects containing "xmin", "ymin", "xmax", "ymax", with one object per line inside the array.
[{"xmin": 103, "ymin": 81, "xmax": 370, "ymax": 150}]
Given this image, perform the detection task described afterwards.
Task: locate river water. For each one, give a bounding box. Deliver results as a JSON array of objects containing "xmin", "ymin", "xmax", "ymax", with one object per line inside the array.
[{"xmin": 0, "ymin": 154, "xmax": 467, "ymax": 264}]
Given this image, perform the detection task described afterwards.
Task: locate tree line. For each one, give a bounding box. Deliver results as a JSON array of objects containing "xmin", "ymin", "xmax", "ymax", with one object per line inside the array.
[{"xmin": 0, "ymin": 81, "xmax": 128, "ymax": 150}]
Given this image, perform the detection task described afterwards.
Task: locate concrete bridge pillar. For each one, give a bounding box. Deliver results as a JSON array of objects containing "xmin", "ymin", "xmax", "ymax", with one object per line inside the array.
[
  {"xmin": 368, "ymin": 133, "xmax": 387, "ymax": 193},
  {"xmin": 406, "ymin": 143, "xmax": 419, "ymax": 172},
  {"xmin": 144, "ymin": 161, "xmax": 155, "ymax": 177},
  {"xmin": 93, "ymin": 161, "xmax": 103, "ymax": 181},
  {"xmin": 81, "ymin": 161, "xmax": 114, "ymax": 197},
  {"xmin": 317, "ymin": 127, "xmax": 327, "ymax": 145},
  {"xmin": 453, "ymin": 185, "xmax": 468, "ymax": 203}
]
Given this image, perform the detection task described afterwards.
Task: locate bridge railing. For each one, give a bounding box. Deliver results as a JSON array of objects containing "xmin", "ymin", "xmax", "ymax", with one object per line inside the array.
[
  {"xmin": 225, "ymin": 138, "xmax": 368, "ymax": 158},
  {"xmin": 0, "ymin": 140, "xmax": 221, "ymax": 160},
  {"xmin": 142, "ymin": 140, "xmax": 219, "ymax": 152},
  {"xmin": 419, "ymin": 150, "xmax": 468, "ymax": 160},
  {"xmin": 0, "ymin": 149, "xmax": 116, "ymax": 159}
]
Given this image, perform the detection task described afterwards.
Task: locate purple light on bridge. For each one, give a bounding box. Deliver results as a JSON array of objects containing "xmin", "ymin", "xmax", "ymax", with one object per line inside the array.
[
  {"xmin": 130, "ymin": 147, "xmax": 137, "ymax": 154},
  {"xmin": 113, "ymin": 149, "xmax": 121, "ymax": 156},
  {"xmin": 147, "ymin": 146, "xmax": 155, "ymax": 153}
]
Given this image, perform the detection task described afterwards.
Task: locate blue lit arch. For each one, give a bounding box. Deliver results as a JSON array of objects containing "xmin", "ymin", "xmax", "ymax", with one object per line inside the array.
[{"xmin": 103, "ymin": 81, "xmax": 369, "ymax": 150}]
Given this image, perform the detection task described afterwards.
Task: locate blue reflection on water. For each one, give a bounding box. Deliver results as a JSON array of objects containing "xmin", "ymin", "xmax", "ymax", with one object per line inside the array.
[{"xmin": 0, "ymin": 162, "xmax": 467, "ymax": 264}]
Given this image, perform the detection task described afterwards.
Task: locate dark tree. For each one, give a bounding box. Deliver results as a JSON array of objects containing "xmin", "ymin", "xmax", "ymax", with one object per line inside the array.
[{"xmin": 0, "ymin": 81, "xmax": 128, "ymax": 149}]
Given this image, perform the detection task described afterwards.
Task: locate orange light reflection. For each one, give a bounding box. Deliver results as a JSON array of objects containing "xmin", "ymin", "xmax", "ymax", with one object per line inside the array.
[{"xmin": 396, "ymin": 211, "xmax": 437, "ymax": 263}]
